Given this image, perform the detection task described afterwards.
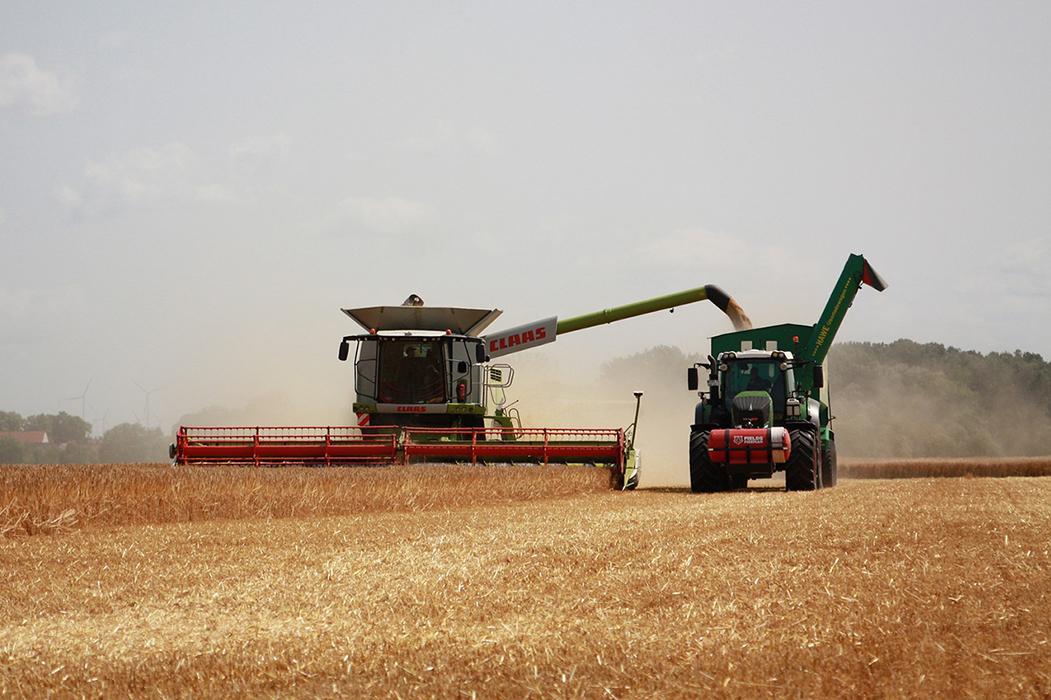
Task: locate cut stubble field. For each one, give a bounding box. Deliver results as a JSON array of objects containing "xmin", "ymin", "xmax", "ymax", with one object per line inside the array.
[{"xmin": 1, "ymin": 465, "xmax": 1050, "ymax": 698}]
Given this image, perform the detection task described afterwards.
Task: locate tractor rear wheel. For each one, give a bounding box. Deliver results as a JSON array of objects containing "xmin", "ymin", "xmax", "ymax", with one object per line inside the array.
[
  {"xmin": 821, "ymin": 437, "xmax": 838, "ymax": 487},
  {"xmin": 689, "ymin": 430, "xmax": 727, "ymax": 493},
  {"xmin": 785, "ymin": 429, "xmax": 818, "ymax": 491},
  {"xmin": 730, "ymin": 475, "xmax": 748, "ymax": 490}
]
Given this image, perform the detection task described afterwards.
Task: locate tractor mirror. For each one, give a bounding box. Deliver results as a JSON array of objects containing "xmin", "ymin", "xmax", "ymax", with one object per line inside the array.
[
  {"xmin": 476, "ymin": 344, "xmax": 486, "ymax": 363},
  {"xmin": 338, "ymin": 339, "xmax": 350, "ymax": 362},
  {"xmin": 457, "ymin": 360, "xmax": 468, "ymax": 374},
  {"xmin": 687, "ymin": 367, "xmax": 699, "ymax": 391},
  {"xmin": 813, "ymin": 365, "xmax": 824, "ymax": 388}
]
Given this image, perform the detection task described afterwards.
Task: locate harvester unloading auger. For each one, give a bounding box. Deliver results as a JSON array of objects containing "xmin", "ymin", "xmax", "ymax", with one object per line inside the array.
[{"xmin": 173, "ymin": 285, "xmax": 750, "ymax": 489}]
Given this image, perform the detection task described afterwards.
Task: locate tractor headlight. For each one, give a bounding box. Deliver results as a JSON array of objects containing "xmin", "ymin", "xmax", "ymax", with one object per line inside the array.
[{"xmin": 786, "ymin": 398, "xmax": 801, "ymax": 418}]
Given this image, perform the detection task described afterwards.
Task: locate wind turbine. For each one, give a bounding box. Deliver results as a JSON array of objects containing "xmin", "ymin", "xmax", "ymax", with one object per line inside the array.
[
  {"xmin": 89, "ymin": 405, "xmax": 109, "ymax": 438},
  {"xmin": 133, "ymin": 381, "xmax": 160, "ymax": 428},
  {"xmin": 68, "ymin": 379, "xmax": 92, "ymax": 419}
]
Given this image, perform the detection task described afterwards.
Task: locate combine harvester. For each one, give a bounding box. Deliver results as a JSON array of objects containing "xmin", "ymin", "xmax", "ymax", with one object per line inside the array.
[
  {"xmin": 174, "ymin": 286, "xmax": 751, "ymax": 489},
  {"xmin": 686, "ymin": 253, "xmax": 887, "ymax": 492}
]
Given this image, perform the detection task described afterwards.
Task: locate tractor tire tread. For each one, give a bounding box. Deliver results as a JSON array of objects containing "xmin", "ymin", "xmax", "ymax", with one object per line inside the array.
[
  {"xmin": 785, "ymin": 429, "xmax": 818, "ymax": 492},
  {"xmin": 821, "ymin": 438, "xmax": 838, "ymax": 487},
  {"xmin": 689, "ymin": 430, "xmax": 727, "ymax": 493}
]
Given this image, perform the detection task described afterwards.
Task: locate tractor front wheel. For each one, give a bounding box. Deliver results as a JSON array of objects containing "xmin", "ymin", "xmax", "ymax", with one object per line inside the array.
[
  {"xmin": 689, "ymin": 430, "xmax": 727, "ymax": 493},
  {"xmin": 785, "ymin": 429, "xmax": 818, "ymax": 492}
]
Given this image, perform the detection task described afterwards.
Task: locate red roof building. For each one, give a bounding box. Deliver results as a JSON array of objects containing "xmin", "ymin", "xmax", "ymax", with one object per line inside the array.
[{"xmin": 0, "ymin": 431, "xmax": 49, "ymax": 444}]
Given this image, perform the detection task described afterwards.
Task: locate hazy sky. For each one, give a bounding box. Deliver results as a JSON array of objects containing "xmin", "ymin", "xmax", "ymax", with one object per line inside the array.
[{"xmin": 1, "ymin": 1, "xmax": 1049, "ymax": 431}]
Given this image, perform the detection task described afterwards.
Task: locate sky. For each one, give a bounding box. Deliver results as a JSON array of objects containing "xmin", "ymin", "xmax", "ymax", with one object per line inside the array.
[{"xmin": 1, "ymin": 1, "xmax": 1049, "ymax": 433}]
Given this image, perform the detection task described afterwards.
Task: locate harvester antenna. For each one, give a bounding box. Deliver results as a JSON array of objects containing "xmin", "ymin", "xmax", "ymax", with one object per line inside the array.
[{"xmin": 627, "ymin": 391, "xmax": 644, "ymax": 452}]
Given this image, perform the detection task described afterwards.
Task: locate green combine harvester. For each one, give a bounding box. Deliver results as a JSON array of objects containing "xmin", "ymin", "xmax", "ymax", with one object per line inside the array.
[{"xmin": 686, "ymin": 253, "xmax": 887, "ymax": 492}]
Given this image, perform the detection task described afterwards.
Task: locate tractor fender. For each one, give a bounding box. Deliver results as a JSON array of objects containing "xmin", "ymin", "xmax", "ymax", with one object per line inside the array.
[{"xmin": 806, "ymin": 398, "xmax": 822, "ymax": 430}]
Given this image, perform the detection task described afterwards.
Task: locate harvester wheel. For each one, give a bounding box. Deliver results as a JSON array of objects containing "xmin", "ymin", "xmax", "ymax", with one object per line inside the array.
[
  {"xmin": 821, "ymin": 438, "xmax": 838, "ymax": 487},
  {"xmin": 785, "ymin": 429, "xmax": 818, "ymax": 492},
  {"xmin": 689, "ymin": 430, "xmax": 726, "ymax": 493}
]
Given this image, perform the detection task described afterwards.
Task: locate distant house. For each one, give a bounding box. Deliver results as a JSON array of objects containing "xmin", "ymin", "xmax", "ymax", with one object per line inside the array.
[{"xmin": 0, "ymin": 431, "xmax": 49, "ymax": 444}]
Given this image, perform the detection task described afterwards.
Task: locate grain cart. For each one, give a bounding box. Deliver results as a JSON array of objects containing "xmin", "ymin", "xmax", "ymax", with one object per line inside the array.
[
  {"xmin": 686, "ymin": 254, "xmax": 886, "ymax": 492},
  {"xmin": 174, "ymin": 285, "xmax": 750, "ymax": 490}
]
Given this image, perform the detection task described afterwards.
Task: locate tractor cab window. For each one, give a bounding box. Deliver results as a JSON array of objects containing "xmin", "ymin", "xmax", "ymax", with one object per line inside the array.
[
  {"xmin": 377, "ymin": 340, "xmax": 446, "ymax": 404},
  {"xmin": 723, "ymin": 360, "xmax": 787, "ymax": 410}
]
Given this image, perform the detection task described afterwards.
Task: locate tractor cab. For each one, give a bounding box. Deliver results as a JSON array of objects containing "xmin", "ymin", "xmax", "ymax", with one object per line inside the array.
[{"xmin": 716, "ymin": 350, "xmax": 797, "ymax": 427}]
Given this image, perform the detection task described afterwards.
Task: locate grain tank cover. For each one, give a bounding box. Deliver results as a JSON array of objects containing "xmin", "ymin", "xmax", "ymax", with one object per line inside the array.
[{"xmin": 342, "ymin": 306, "xmax": 502, "ymax": 335}]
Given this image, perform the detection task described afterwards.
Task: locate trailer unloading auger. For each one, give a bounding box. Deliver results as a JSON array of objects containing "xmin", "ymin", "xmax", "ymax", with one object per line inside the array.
[{"xmin": 173, "ymin": 283, "xmax": 751, "ymax": 490}]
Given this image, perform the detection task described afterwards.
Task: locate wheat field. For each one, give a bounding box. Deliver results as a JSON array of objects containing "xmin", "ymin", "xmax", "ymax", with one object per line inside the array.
[
  {"xmin": 1, "ymin": 465, "xmax": 1050, "ymax": 698},
  {"xmin": 842, "ymin": 457, "xmax": 1051, "ymax": 479}
]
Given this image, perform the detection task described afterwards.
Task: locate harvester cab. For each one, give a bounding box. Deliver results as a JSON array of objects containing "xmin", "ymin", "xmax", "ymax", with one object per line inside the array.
[{"xmin": 687, "ymin": 254, "xmax": 887, "ymax": 493}]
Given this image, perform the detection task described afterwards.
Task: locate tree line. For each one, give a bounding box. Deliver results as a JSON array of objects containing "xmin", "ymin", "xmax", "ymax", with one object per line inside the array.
[{"xmin": 0, "ymin": 411, "xmax": 171, "ymax": 464}]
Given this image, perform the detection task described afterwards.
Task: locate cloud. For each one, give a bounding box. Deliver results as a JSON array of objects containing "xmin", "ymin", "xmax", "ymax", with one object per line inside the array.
[
  {"xmin": 229, "ymin": 133, "xmax": 291, "ymax": 162},
  {"xmin": 640, "ymin": 228, "xmax": 744, "ymax": 268},
  {"xmin": 58, "ymin": 142, "xmax": 243, "ymax": 214},
  {"xmin": 0, "ymin": 53, "xmax": 77, "ymax": 115},
  {"xmin": 98, "ymin": 31, "xmax": 132, "ymax": 51},
  {"xmin": 397, "ymin": 126, "xmax": 501, "ymax": 156},
  {"xmin": 0, "ymin": 285, "xmax": 88, "ymax": 344},
  {"xmin": 0, "ymin": 207, "xmax": 6, "ymax": 227},
  {"xmin": 54, "ymin": 184, "xmax": 85, "ymax": 210},
  {"xmin": 336, "ymin": 196, "xmax": 433, "ymax": 233},
  {"xmin": 466, "ymin": 128, "xmax": 501, "ymax": 156},
  {"xmin": 993, "ymin": 237, "xmax": 1050, "ymax": 300}
]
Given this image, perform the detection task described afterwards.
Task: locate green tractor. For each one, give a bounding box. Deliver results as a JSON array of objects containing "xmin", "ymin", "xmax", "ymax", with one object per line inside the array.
[{"xmin": 686, "ymin": 254, "xmax": 887, "ymax": 492}]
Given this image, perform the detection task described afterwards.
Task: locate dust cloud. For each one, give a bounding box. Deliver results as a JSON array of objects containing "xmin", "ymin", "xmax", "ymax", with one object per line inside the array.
[
  {"xmin": 508, "ymin": 348, "xmax": 700, "ymax": 487},
  {"xmin": 829, "ymin": 341, "xmax": 1051, "ymax": 459}
]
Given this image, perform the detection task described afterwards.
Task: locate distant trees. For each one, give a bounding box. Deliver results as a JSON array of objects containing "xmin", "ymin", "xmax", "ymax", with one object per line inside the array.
[
  {"xmin": 24, "ymin": 412, "xmax": 92, "ymax": 444},
  {"xmin": 0, "ymin": 437, "xmax": 25, "ymax": 463},
  {"xmin": 98, "ymin": 423, "xmax": 171, "ymax": 463},
  {"xmin": 829, "ymin": 340, "xmax": 1051, "ymax": 458},
  {"xmin": 0, "ymin": 411, "xmax": 169, "ymax": 464},
  {"xmin": 0, "ymin": 411, "xmax": 25, "ymax": 431}
]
